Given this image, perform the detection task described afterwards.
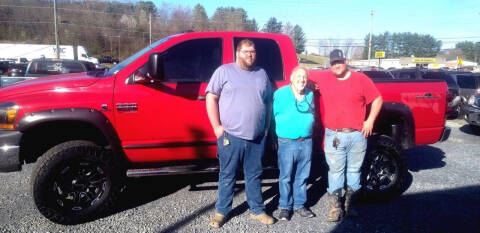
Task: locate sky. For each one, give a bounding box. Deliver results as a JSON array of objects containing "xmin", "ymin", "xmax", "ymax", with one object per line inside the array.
[{"xmin": 157, "ymin": 0, "xmax": 480, "ymax": 51}]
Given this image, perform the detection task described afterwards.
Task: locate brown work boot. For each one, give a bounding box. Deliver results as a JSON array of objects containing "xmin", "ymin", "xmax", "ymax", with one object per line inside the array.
[
  {"xmin": 249, "ymin": 212, "xmax": 275, "ymax": 225},
  {"xmin": 344, "ymin": 187, "xmax": 359, "ymax": 217},
  {"xmin": 326, "ymin": 189, "xmax": 343, "ymax": 222},
  {"xmin": 209, "ymin": 213, "xmax": 226, "ymax": 228}
]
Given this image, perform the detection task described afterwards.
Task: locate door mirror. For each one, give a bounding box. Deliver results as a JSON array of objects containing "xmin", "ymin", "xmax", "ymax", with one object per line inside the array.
[{"xmin": 148, "ymin": 53, "xmax": 164, "ymax": 80}]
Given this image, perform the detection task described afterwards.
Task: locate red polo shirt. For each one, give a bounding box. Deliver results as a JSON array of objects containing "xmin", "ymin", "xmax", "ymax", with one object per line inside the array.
[{"xmin": 310, "ymin": 71, "xmax": 380, "ymax": 131}]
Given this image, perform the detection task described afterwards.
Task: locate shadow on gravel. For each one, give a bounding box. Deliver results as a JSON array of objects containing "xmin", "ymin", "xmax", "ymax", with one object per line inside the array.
[
  {"xmin": 330, "ymin": 185, "xmax": 480, "ymax": 233},
  {"xmin": 459, "ymin": 124, "xmax": 480, "ymax": 136},
  {"xmin": 406, "ymin": 146, "xmax": 446, "ymax": 172}
]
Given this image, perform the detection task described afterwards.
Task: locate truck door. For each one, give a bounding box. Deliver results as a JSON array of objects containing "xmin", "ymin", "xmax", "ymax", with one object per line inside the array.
[{"xmin": 113, "ymin": 38, "xmax": 223, "ymax": 163}]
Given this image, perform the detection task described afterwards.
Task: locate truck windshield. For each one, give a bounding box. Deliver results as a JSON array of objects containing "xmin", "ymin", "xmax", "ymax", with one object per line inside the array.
[{"xmin": 106, "ymin": 37, "xmax": 171, "ymax": 76}]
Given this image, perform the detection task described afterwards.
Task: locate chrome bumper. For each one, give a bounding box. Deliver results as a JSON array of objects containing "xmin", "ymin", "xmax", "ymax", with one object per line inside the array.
[
  {"xmin": 0, "ymin": 130, "xmax": 22, "ymax": 172},
  {"xmin": 464, "ymin": 106, "xmax": 480, "ymax": 126}
]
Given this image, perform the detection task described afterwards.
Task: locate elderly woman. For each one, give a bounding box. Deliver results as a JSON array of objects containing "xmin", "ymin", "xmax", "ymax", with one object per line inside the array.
[{"xmin": 273, "ymin": 66, "xmax": 315, "ymax": 221}]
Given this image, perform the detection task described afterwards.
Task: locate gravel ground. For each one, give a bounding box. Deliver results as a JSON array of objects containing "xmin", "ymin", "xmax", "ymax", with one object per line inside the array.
[{"xmin": 1, "ymin": 119, "xmax": 479, "ymax": 233}]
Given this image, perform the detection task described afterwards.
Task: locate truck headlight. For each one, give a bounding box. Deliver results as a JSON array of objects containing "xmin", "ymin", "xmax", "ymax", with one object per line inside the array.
[{"xmin": 0, "ymin": 102, "xmax": 19, "ymax": 130}]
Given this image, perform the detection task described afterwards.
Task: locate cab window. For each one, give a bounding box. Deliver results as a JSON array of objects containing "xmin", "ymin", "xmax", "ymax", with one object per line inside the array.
[
  {"xmin": 233, "ymin": 37, "xmax": 284, "ymax": 81},
  {"xmin": 162, "ymin": 38, "xmax": 222, "ymax": 82}
]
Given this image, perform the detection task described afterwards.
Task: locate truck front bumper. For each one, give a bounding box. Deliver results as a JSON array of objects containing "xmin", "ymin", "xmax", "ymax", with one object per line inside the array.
[
  {"xmin": 464, "ymin": 106, "xmax": 480, "ymax": 127},
  {"xmin": 0, "ymin": 130, "xmax": 22, "ymax": 172}
]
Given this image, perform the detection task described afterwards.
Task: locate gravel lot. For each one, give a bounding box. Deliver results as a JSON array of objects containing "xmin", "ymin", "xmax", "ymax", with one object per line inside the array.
[{"xmin": 1, "ymin": 119, "xmax": 479, "ymax": 233}]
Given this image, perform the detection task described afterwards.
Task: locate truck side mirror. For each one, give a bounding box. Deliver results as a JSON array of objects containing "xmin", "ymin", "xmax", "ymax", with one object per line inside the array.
[{"xmin": 148, "ymin": 53, "xmax": 164, "ymax": 80}]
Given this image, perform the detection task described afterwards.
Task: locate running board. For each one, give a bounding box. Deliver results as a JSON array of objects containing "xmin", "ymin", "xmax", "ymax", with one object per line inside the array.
[
  {"xmin": 126, "ymin": 164, "xmax": 220, "ymax": 177},
  {"xmin": 126, "ymin": 165, "xmax": 277, "ymax": 177}
]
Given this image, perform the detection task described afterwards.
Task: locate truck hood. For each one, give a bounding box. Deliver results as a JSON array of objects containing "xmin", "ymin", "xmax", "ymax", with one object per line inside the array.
[{"xmin": 0, "ymin": 72, "xmax": 102, "ymax": 97}]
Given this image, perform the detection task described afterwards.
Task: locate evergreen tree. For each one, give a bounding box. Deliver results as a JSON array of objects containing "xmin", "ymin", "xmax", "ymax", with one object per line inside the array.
[
  {"xmin": 292, "ymin": 25, "xmax": 306, "ymax": 53},
  {"xmin": 192, "ymin": 4, "xmax": 209, "ymax": 32},
  {"xmin": 262, "ymin": 17, "xmax": 282, "ymax": 33}
]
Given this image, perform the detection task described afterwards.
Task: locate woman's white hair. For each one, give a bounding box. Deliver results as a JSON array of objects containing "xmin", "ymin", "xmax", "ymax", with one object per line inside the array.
[{"xmin": 290, "ymin": 66, "xmax": 309, "ymax": 82}]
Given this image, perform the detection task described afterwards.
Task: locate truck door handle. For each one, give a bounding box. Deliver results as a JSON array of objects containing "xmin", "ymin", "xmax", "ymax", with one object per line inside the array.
[
  {"xmin": 116, "ymin": 103, "xmax": 138, "ymax": 112},
  {"xmin": 416, "ymin": 93, "xmax": 439, "ymax": 99},
  {"xmin": 197, "ymin": 95, "xmax": 206, "ymax": 100}
]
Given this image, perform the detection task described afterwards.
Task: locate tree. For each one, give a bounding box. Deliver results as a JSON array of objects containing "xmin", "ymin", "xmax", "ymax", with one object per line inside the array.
[
  {"xmin": 262, "ymin": 17, "xmax": 282, "ymax": 33},
  {"xmin": 363, "ymin": 32, "xmax": 442, "ymax": 59},
  {"xmin": 292, "ymin": 25, "xmax": 306, "ymax": 54},
  {"xmin": 245, "ymin": 19, "xmax": 258, "ymax": 32},
  {"xmin": 456, "ymin": 41, "xmax": 480, "ymax": 62},
  {"xmin": 192, "ymin": 4, "xmax": 209, "ymax": 32},
  {"xmin": 282, "ymin": 22, "xmax": 294, "ymax": 37},
  {"xmin": 170, "ymin": 6, "xmax": 193, "ymax": 33},
  {"xmin": 210, "ymin": 7, "xmax": 248, "ymax": 31}
]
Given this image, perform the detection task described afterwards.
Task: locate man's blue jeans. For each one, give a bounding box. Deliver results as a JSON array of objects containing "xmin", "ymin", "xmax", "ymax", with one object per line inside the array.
[
  {"xmin": 324, "ymin": 128, "xmax": 367, "ymax": 194},
  {"xmin": 277, "ymin": 138, "xmax": 312, "ymax": 210},
  {"xmin": 215, "ymin": 132, "xmax": 266, "ymax": 216}
]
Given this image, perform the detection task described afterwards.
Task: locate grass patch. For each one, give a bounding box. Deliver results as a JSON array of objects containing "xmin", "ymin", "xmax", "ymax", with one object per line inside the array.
[{"xmin": 297, "ymin": 54, "xmax": 328, "ymax": 68}]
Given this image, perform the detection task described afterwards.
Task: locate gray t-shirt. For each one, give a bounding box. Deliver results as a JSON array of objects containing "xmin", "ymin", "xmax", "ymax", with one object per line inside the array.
[{"xmin": 206, "ymin": 63, "xmax": 272, "ymax": 140}]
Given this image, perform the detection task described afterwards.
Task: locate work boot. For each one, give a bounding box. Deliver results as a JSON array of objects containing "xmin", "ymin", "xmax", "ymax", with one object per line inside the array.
[
  {"xmin": 249, "ymin": 212, "xmax": 275, "ymax": 225},
  {"xmin": 209, "ymin": 213, "xmax": 226, "ymax": 228},
  {"xmin": 326, "ymin": 189, "xmax": 343, "ymax": 222},
  {"xmin": 344, "ymin": 187, "xmax": 359, "ymax": 217}
]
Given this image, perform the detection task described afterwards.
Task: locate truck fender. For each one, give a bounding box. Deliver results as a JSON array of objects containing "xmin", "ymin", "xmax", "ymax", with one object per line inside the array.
[
  {"xmin": 16, "ymin": 108, "xmax": 124, "ymax": 160},
  {"xmin": 379, "ymin": 102, "xmax": 415, "ymax": 149}
]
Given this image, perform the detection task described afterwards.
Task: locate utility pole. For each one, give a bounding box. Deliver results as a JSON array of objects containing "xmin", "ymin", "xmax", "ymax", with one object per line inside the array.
[
  {"xmin": 368, "ymin": 10, "xmax": 374, "ymax": 66},
  {"xmin": 475, "ymin": 42, "xmax": 480, "ymax": 63},
  {"xmin": 149, "ymin": 13, "xmax": 152, "ymax": 45},
  {"xmin": 53, "ymin": 0, "xmax": 60, "ymax": 59}
]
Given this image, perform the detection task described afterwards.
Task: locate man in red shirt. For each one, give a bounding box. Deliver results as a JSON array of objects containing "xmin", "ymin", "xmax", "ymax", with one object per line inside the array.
[{"xmin": 311, "ymin": 49, "xmax": 383, "ymax": 221}]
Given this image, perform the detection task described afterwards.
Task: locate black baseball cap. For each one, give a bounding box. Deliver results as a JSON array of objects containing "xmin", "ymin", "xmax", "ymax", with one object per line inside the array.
[{"xmin": 329, "ymin": 49, "xmax": 345, "ymax": 63}]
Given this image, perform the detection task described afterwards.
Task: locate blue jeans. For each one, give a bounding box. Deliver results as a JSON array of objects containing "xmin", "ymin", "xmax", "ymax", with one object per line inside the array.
[
  {"xmin": 215, "ymin": 132, "xmax": 266, "ymax": 216},
  {"xmin": 277, "ymin": 138, "xmax": 312, "ymax": 210},
  {"xmin": 324, "ymin": 128, "xmax": 367, "ymax": 194}
]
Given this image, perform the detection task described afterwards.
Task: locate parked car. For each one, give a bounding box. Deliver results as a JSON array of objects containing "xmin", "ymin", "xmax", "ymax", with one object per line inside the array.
[
  {"xmin": 0, "ymin": 59, "xmax": 105, "ymax": 87},
  {"xmin": 7, "ymin": 63, "xmax": 27, "ymax": 77},
  {"xmin": 464, "ymin": 90, "xmax": 480, "ymax": 132},
  {"xmin": 25, "ymin": 58, "xmax": 103, "ymax": 77},
  {"xmin": 0, "ymin": 60, "xmax": 11, "ymax": 75},
  {"xmin": 98, "ymin": 55, "xmax": 119, "ymax": 64}
]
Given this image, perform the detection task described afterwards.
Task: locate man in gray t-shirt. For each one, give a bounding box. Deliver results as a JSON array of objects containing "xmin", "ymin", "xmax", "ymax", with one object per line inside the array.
[{"xmin": 206, "ymin": 39, "xmax": 274, "ymax": 228}]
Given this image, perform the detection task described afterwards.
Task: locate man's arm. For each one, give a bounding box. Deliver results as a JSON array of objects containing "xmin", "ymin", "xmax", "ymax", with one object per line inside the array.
[
  {"xmin": 362, "ymin": 96, "xmax": 383, "ymax": 138},
  {"xmin": 206, "ymin": 92, "xmax": 224, "ymax": 139}
]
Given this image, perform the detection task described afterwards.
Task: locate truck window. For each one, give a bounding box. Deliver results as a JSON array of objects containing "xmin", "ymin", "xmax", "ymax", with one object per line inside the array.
[
  {"xmin": 456, "ymin": 75, "xmax": 476, "ymax": 89},
  {"xmin": 163, "ymin": 38, "xmax": 222, "ymax": 82},
  {"xmin": 233, "ymin": 37, "xmax": 284, "ymax": 81}
]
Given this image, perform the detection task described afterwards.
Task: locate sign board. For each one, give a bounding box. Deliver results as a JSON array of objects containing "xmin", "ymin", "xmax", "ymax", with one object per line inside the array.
[
  {"xmin": 412, "ymin": 58, "xmax": 436, "ymax": 63},
  {"xmin": 374, "ymin": 51, "xmax": 385, "ymax": 58}
]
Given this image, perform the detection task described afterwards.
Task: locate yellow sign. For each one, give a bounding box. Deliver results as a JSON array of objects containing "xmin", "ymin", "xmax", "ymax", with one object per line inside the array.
[
  {"xmin": 375, "ymin": 51, "xmax": 385, "ymax": 58},
  {"xmin": 412, "ymin": 58, "xmax": 436, "ymax": 63},
  {"xmin": 457, "ymin": 58, "xmax": 463, "ymax": 65}
]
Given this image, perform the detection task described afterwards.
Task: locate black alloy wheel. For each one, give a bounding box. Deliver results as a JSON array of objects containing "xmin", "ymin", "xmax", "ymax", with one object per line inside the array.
[
  {"xmin": 31, "ymin": 140, "xmax": 123, "ymax": 224},
  {"xmin": 362, "ymin": 135, "xmax": 407, "ymax": 200}
]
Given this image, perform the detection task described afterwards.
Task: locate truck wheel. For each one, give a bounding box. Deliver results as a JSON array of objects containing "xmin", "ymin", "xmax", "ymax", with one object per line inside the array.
[
  {"xmin": 31, "ymin": 140, "xmax": 123, "ymax": 224},
  {"xmin": 362, "ymin": 135, "xmax": 407, "ymax": 200}
]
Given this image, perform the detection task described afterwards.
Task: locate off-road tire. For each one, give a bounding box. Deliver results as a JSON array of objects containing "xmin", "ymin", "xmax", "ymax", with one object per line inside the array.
[
  {"xmin": 362, "ymin": 135, "xmax": 408, "ymax": 201},
  {"xmin": 31, "ymin": 140, "xmax": 123, "ymax": 224}
]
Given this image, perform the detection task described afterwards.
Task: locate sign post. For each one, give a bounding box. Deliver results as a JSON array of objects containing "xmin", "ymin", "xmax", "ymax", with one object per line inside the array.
[{"xmin": 375, "ymin": 51, "xmax": 385, "ymax": 68}]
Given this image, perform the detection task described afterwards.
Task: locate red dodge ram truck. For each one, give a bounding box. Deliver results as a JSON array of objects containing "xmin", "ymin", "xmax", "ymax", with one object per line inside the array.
[{"xmin": 0, "ymin": 32, "xmax": 450, "ymax": 224}]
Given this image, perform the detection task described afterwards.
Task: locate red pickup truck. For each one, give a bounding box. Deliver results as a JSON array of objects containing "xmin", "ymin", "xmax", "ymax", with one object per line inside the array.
[{"xmin": 0, "ymin": 32, "xmax": 450, "ymax": 224}]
